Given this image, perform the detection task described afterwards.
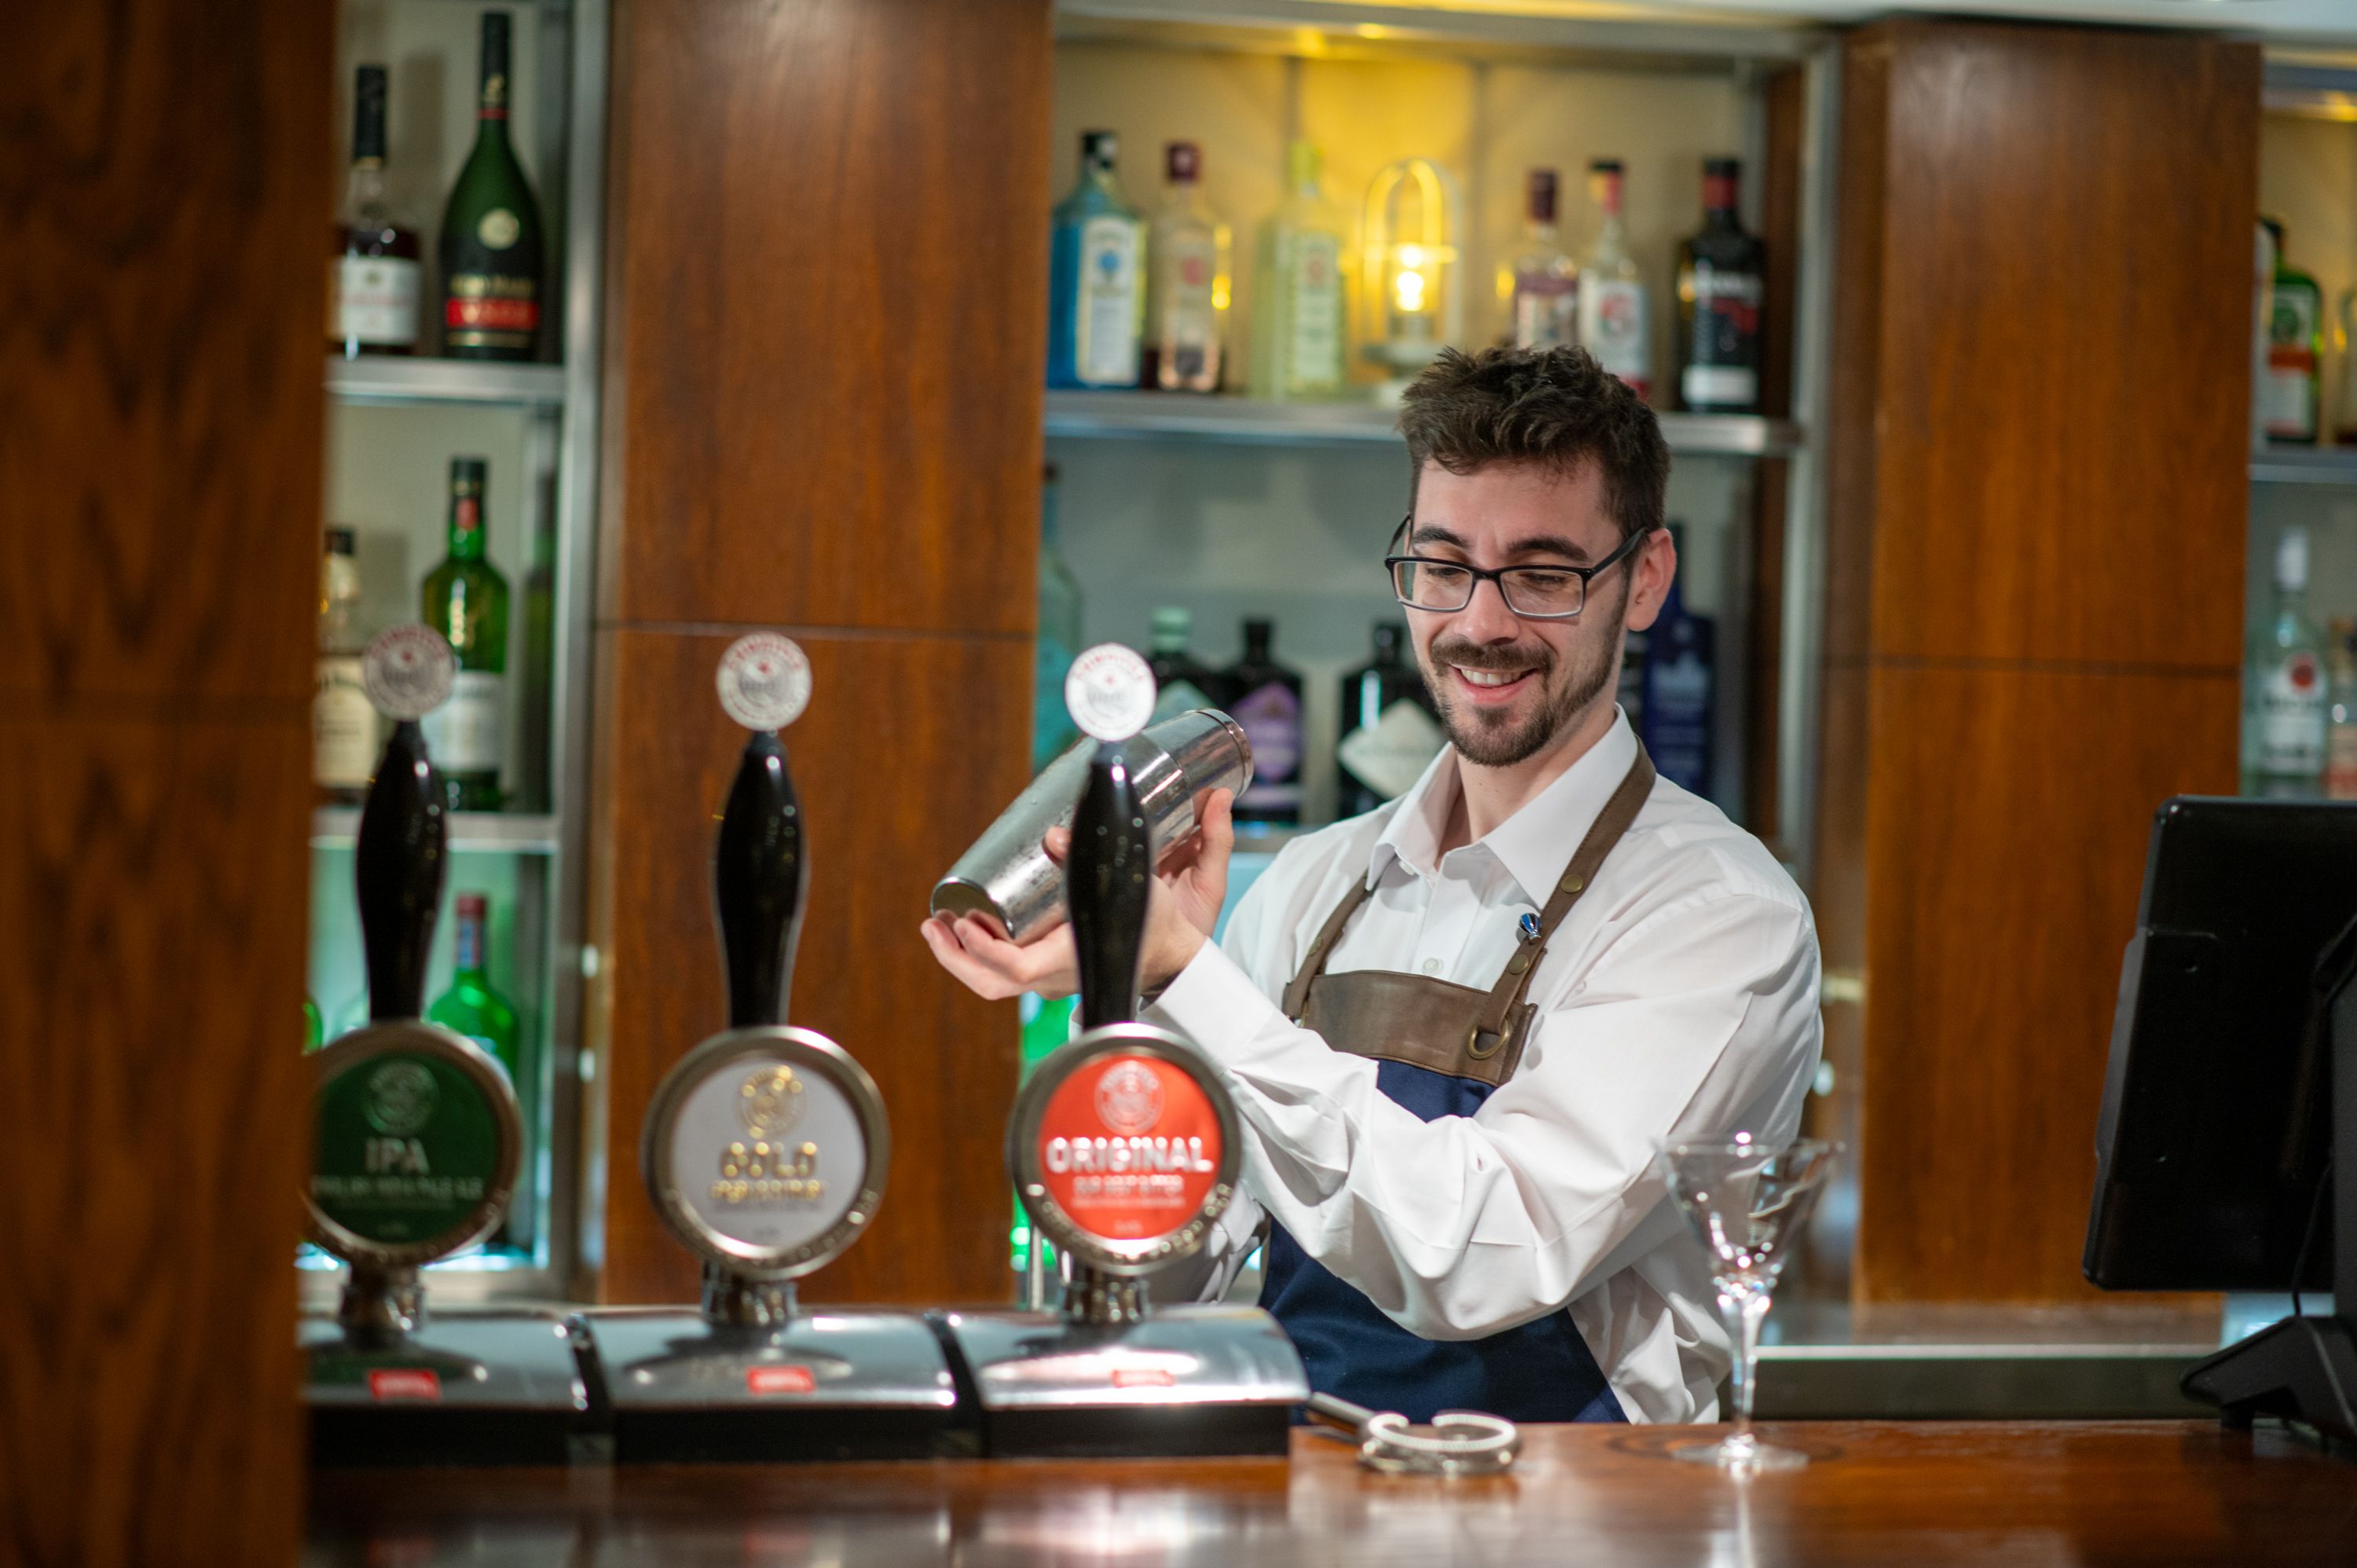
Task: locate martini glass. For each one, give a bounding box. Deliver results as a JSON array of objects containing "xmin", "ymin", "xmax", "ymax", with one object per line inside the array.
[{"xmin": 1657, "ymin": 1135, "xmax": 1841, "ymax": 1471}]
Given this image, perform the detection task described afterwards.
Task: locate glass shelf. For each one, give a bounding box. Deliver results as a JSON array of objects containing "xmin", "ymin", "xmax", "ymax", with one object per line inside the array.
[
  {"xmin": 2250, "ymin": 448, "xmax": 2357, "ymax": 488},
  {"xmin": 325, "ymin": 355, "xmax": 567, "ymax": 408},
  {"xmin": 310, "ymin": 808, "xmax": 561, "ymax": 855},
  {"xmin": 1044, "ymin": 389, "xmax": 1805, "ymax": 456}
]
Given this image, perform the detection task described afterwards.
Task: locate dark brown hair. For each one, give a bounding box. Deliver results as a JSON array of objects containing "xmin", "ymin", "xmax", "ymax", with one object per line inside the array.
[{"xmin": 1396, "ymin": 345, "xmax": 1669, "ymax": 544}]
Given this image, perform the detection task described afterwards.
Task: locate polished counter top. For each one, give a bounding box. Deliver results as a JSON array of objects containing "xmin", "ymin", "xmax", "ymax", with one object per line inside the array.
[{"xmin": 306, "ymin": 1419, "xmax": 2355, "ymax": 1566}]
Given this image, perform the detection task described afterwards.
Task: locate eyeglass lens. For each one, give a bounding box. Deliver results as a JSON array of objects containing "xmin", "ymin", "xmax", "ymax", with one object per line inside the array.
[{"xmin": 1391, "ymin": 559, "xmax": 1587, "ymax": 617}]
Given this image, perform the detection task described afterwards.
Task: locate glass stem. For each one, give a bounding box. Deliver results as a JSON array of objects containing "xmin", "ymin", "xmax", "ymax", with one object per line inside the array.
[{"xmin": 1722, "ymin": 1283, "xmax": 1772, "ymax": 1440}]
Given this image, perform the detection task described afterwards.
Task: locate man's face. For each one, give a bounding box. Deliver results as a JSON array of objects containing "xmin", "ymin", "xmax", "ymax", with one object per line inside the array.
[{"xmin": 1401, "ymin": 459, "xmax": 1671, "ymax": 771}]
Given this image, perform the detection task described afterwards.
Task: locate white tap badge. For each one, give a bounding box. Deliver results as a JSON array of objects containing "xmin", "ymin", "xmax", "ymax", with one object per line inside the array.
[
  {"xmin": 717, "ymin": 633, "xmax": 812, "ymax": 731},
  {"xmin": 361, "ymin": 625, "xmax": 456, "ymax": 720},
  {"xmin": 666, "ymin": 1056, "xmax": 869, "ymax": 1259},
  {"xmin": 1065, "ymin": 643, "xmax": 1157, "ymax": 742}
]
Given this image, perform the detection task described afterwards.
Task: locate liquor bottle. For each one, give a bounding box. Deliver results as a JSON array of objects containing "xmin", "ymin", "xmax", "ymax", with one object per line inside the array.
[
  {"xmin": 1250, "ymin": 141, "xmax": 1348, "ymax": 401},
  {"xmin": 1577, "ymin": 159, "xmax": 1651, "ymax": 401},
  {"xmin": 1221, "ymin": 617, "xmax": 1303, "ymax": 826},
  {"xmin": 1145, "ymin": 142, "xmax": 1231, "ymax": 394},
  {"xmin": 1047, "ymin": 131, "xmax": 1146, "ymax": 390},
  {"xmin": 1637, "ymin": 533, "xmax": 1715, "ymax": 797},
  {"xmin": 1336, "ymin": 623, "xmax": 1443, "ymax": 819},
  {"xmin": 1505, "ymin": 169, "xmax": 1577, "ymax": 350},
  {"xmin": 2334, "ymin": 291, "xmax": 2357, "ymax": 446},
  {"xmin": 420, "ymin": 458, "xmax": 511, "ymax": 811},
  {"xmin": 303, "ymin": 995, "xmax": 324, "ymax": 1053},
  {"xmin": 2245, "ymin": 526, "xmax": 2329, "ymax": 797},
  {"xmin": 2326, "ymin": 618, "xmax": 2357, "ymax": 803},
  {"xmin": 1146, "ymin": 606, "xmax": 1219, "ymax": 724},
  {"xmin": 2262, "ymin": 219, "xmax": 2320, "ymax": 445},
  {"xmin": 1034, "ymin": 464, "xmax": 1085, "ymax": 770},
  {"xmin": 427, "ymin": 892, "xmax": 523, "ymax": 1083},
  {"xmin": 519, "ymin": 510, "xmax": 556, "ymax": 811},
  {"xmin": 1674, "ymin": 158, "xmax": 1765, "ymax": 414},
  {"xmin": 439, "ymin": 11, "xmax": 545, "ymax": 361},
  {"xmin": 313, "ymin": 527, "xmax": 379, "ymax": 803},
  {"xmin": 1010, "ymin": 989, "xmax": 1078, "ymax": 1277},
  {"xmin": 328, "ymin": 65, "xmax": 421, "ymax": 357},
  {"xmin": 2251, "ymin": 222, "xmax": 2275, "ymax": 454}
]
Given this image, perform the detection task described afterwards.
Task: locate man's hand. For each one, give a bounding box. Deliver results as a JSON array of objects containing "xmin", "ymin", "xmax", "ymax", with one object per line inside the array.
[{"xmin": 918, "ymin": 788, "xmax": 1237, "ymax": 1003}]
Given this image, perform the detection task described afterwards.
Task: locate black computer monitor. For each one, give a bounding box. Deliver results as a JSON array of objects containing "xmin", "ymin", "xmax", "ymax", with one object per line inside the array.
[{"xmin": 2083, "ymin": 795, "xmax": 2357, "ymax": 1440}]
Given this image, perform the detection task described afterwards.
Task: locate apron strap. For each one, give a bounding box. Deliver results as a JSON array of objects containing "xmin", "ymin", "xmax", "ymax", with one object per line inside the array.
[
  {"xmin": 1468, "ymin": 743, "xmax": 1657, "ymax": 1067},
  {"xmin": 1281, "ymin": 875, "xmax": 1375, "ymax": 1022}
]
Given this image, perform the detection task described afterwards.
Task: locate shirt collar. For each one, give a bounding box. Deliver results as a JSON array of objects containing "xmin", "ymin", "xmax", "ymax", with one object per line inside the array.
[{"xmin": 1369, "ymin": 708, "xmax": 1642, "ymax": 907}]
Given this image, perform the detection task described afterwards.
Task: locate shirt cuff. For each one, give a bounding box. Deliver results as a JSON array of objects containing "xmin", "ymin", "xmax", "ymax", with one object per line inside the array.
[{"xmin": 1149, "ymin": 938, "xmax": 1295, "ymax": 1068}]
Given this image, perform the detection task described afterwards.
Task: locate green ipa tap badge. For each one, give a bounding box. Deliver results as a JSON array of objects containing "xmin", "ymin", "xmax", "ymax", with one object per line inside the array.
[{"xmin": 310, "ymin": 1026, "xmax": 521, "ymax": 1262}]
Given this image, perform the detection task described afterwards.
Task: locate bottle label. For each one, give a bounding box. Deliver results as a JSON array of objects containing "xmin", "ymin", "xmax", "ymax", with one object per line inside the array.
[
  {"xmin": 1158, "ymin": 233, "xmax": 1221, "ymax": 387},
  {"xmin": 476, "ymin": 208, "xmax": 522, "ymax": 250},
  {"xmin": 1337, "ymin": 699, "xmax": 1446, "ymax": 803},
  {"xmin": 1512, "ymin": 273, "xmax": 1576, "ymax": 350},
  {"xmin": 1075, "ymin": 217, "xmax": 1142, "ymax": 387},
  {"xmin": 1232, "ymin": 680, "xmax": 1302, "ymax": 811},
  {"xmin": 331, "ymin": 255, "xmax": 421, "ymax": 347},
  {"xmin": 315, "ymin": 654, "xmax": 381, "ymax": 788},
  {"xmin": 1684, "ymin": 267, "xmax": 1761, "ymax": 408},
  {"xmin": 1286, "ymin": 232, "xmax": 1344, "ymax": 391},
  {"xmin": 445, "ymin": 274, "xmax": 540, "ymax": 351},
  {"xmin": 422, "ymin": 669, "xmax": 506, "ymax": 775},
  {"xmin": 2266, "ymin": 289, "xmax": 2319, "ymax": 439},
  {"xmin": 1579, "ymin": 278, "xmax": 1650, "ymax": 397},
  {"xmin": 2256, "ymin": 651, "xmax": 2327, "ymax": 773}
]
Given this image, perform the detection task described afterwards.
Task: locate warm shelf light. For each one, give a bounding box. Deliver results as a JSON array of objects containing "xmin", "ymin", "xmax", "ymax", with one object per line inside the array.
[{"xmin": 1358, "ymin": 157, "xmax": 1463, "ymax": 400}]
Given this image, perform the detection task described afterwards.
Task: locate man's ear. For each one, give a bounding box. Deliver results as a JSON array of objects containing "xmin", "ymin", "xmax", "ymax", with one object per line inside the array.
[{"xmin": 1620, "ymin": 528, "xmax": 1677, "ymax": 634}]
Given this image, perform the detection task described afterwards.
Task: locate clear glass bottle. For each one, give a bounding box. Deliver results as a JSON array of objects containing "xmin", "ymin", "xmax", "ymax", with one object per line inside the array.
[
  {"xmin": 1250, "ymin": 141, "xmax": 1348, "ymax": 401},
  {"xmin": 1577, "ymin": 159, "xmax": 1651, "ymax": 401},
  {"xmin": 2245, "ymin": 526, "xmax": 2329, "ymax": 797},
  {"xmin": 329, "ymin": 65, "xmax": 421, "ymax": 357},
  {"xmin": 313, "ymin": 527, "xmax": 378, "ymax": 803},
  {"xmin": 1674, "ymin": 158, "xmax": 1765, "ymax": 414},
  {"xmin": 1033, "ymin": 464, "xmax": 1084, "ymax": 771},
  {"xmin": 2326, "ymin": 617, "xmax": 2357, "ymax": 803},
  {"xmin": 2262, "ymin": 218, "xmax": 2321, "ymax": 445},
  {"xmin": 1505, "ymin": 169, "xmax": 1577, "ymax": 350},
  {"xmin": 1047, "ymin": 131, "xmax": 1146, "ymax": 390},
  {"xmin": 1146, "ymin": 142, "xmax": 1231, "ymax": 394}
]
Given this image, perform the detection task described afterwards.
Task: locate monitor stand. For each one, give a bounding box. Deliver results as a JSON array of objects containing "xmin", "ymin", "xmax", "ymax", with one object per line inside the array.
[{"xmin": 2180, "ymin": 918, "xmax": 2357, "ymax": 1445}]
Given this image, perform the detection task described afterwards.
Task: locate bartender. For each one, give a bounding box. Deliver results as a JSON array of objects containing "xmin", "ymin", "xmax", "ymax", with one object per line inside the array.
[{"xmin": 922, "ymin": 344, "xmax": 1821, "ymax": 1425}]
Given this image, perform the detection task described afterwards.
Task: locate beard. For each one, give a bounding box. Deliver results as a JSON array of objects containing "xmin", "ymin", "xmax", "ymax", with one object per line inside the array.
[{"xmin": 1418, "ymin": 587, "xmax": 1626, "ymax": 769}]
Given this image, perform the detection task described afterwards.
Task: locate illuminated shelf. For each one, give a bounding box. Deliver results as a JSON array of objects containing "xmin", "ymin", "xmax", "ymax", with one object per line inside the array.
[
  {"xmin": 1044, "ymin": 390, "xmax": 1805, "ymax": 456},
  {"xmin": 2250, "ymin": 448, "xmax": 2357, "ymax": 488},
  {"xmin": 310, "ymin": 808, "xmax": 560, "ymax": 855},
  {"xmin": 324, "ymin": 355, "xmax": 567, "ymax": 408}
]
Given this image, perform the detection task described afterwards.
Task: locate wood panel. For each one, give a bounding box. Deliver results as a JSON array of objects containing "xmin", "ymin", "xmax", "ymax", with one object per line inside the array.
[
  {"xmin": 599, "ymin": 0, "xmax": 1050, "ymax": 636},
  {"xmin": 0, "ymin": 2, "xmax": 330, "ymax": 1561},
  {"xmin": 1853, "ymin": 665, "xmax": 2238, "ymax": 1302},
  {"xmin": 592, "ymin": 629, "xmax": 1030, "ymax": 1304},
  {"xmin": 1861, "ymin": 21, "xmax": 2256, "ymax": 669},
  {"xmin": 309, "ymin": 1423, "xmax": 2357, "ymax": 1566}
]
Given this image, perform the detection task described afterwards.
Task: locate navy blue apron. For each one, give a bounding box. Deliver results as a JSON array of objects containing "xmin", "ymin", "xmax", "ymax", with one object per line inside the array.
[{"xmin": 1259, "ymin": 745, "xmax": 1657, "ymax": 1425}]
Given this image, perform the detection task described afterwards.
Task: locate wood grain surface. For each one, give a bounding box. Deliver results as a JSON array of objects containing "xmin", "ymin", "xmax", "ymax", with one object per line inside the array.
[
  {"xmin": 591, "ymin": 629, "xmax": 1032, "ymax": 1305},
  {"xmin": 306, "ymin": 1422, "xmax": 2357, "ymax": 1566},
  {"xmin": 1818, "ymin": 21, "xmax": 2255, "ymax": 1304},
  {"xmin": 588, "ymin": 0, "xmax": 1052, "ymax": 1308},
  {"xmin": 0, "ymin": 2, "xmax": 330, "ymax": 1561}
]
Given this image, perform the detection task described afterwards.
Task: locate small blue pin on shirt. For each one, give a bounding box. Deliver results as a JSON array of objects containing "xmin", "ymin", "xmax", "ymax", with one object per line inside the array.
[{"xmin": 1518, "ymin": 911, "xmax": 1541, "ymax": 942}]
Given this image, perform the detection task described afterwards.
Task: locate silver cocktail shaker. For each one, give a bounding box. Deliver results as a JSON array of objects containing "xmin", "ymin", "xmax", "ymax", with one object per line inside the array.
[{"xmin": 932, "ymin": 709, "xmax": 1252, "ymax": 943}]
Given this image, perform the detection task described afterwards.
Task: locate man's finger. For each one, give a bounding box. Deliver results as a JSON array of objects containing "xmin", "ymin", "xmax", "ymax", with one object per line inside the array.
[
  {"xmin": 1043, "ymin": 826, "xmax": 1071, "ymax": 866},
  {"xmin": 919, "ymin": 918, "xmax": 1024, "ymax": 1000}
]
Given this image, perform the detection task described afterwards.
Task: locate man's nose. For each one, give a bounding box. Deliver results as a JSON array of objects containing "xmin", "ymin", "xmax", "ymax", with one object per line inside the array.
[{"xmin": 1451, "ymin": 573, "xmax": 1524, "ymax": 642}]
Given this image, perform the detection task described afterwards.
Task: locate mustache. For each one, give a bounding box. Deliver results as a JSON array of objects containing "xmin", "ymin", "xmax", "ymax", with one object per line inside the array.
[{"xmin": 1426, "ymin": 637, "xmax": 1551, "ymax": 674}]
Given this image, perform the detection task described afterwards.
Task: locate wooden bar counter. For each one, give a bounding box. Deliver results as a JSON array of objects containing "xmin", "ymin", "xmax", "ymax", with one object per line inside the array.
[{"xmin": 306, "ymin": 1421, "xmax": 2356, "ymax": 1565}]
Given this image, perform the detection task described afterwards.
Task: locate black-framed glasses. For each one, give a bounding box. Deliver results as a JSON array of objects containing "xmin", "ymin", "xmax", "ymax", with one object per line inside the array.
[{"xmin": 1384, "ymin": 515, "xmax": 1656, "ymax": 620}]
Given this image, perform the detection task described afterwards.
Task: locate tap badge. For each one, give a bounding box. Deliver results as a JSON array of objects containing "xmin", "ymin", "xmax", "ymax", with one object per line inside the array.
[
  {"xmin": 364, "ymin": 1061, "xmax": 438, "ymax": 1136},
  {"xmin": 1094, "ymin": 1058, "xmax": 1165, "ymax": 1137},
  {"xmin": 362, "ymin": 624, "xmax": 457, "ymax": 720},
  {"xmin": 717, "ymin": 632, "xmax": 812, "ymax": 731},
  {"xmin": 1065, "ymin": 643, "xmax": 1157, "ymax": 743}
]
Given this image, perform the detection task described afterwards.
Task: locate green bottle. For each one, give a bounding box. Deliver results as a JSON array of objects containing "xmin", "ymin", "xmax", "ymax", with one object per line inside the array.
[
  {"xmin": 421, "ymin": 457, "xmax": 510, "ymax": 811},
  {"xmin": 438, "ymin": 10, "xmax": 544, "ymax": 360},
  {"xmin": 427, "ymin": 892, "xmax": 522, "ymax": 1085},
  {"xmin": 303, "ymin": 994, "xmax": 324, "ymax": 1052},
  {"xmin": 1010, "ymin": 991, "xmax": 1079, "ymax": 1277}
]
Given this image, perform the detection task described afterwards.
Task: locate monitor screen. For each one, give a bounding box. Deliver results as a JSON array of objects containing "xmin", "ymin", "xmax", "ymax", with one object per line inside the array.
[{"xmin": 2083, "ymin": 797, "xmax": 2356, "ymax": 1293}]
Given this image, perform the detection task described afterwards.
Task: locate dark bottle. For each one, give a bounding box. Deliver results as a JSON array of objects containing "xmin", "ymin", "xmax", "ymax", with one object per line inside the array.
[
  {"xmin": 329, "ymin": 65, "xmax": 422, "ymax": 357},
  {"xmin": 420, "ymin": 458, "xmax": 511, "ymax": 811},
  {"xmin": 1220, "ymin": 617, "xmax": 1303, "ymax": 826},
  {"xmin": 1637, "ymin": 526, "xmax": 1715, "ymax": 797},
  {"xmin": 439, "ymin": 12, "xmax": 545, "ymax": 361},
  {"xmin": 1146, "ymin": 606, "xmax": 1219, "ymax": 724},
  {"xmin": 1673, "ymin": 158, "xmax": 1765, "ymax": 414},
  {"xmin": 1336, "ymin": 623, "xmax": 1443, "ymax": 819}
]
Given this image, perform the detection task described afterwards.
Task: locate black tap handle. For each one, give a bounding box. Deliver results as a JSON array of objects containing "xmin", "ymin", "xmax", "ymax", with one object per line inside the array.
[
  {"xmin": 714, "ymin": 731, "xmax": 806, "ymax": 1028},
  {"xmin": 1069, "ymin": 742, "xmax": 1151, "ymax": 1031},
  {"xmin": 357, "ymin": 720, "xmax": 447, "ymax": 1021}
]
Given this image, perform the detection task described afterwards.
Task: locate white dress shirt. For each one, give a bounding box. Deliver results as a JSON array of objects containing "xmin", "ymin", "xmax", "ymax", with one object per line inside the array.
[{"xmin": 1145, "ymin": 709, "xmax": 1821, "ymax": 1423}]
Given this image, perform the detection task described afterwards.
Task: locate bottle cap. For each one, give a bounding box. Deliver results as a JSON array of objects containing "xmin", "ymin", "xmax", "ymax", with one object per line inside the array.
[
  {"xmin": 1527, "ymin": 168, "xmax": 1558, "ymax": 224},
  {"xmin": 456, "ymin": 892, "xmax": 489, "ymax": 921},
  {"xmin": 716, "ymin": 632, "xmax": 812, "ymax": 732},
  {"xmin": 449, "ymin": 456, "xmax": 488, "ymax": 495},
  {"xmin": 1066, "ymin": 643, "xmax": 1157, "ymax": 743},
  {"xmin": 1151, "ymin": 606, "xmax": 1193, "ymax": 647},
  {"xmin": 1167, "ymin": 141, "xmax": 1200, "ymax": 184},
  {"xmin": 362, "ymin": 624, "xmax": 456, "ymax": 720},
  {"xmin": 1082, "ymin": 130, "xmax": 1119, "ymax": 169},
  {"xmin": 326, "ymin": 526, "xmax": 357, "ymax": 555}
]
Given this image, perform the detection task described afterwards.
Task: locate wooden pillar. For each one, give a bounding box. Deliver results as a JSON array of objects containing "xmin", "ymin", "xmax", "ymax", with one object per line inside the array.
[
  {"xmin": 590, "ymin": 0, "xmax": 1051, "ymax": 1304},
  {"xmin": 1819, "ymin": 20, "xmax": 2257, "ymax": 1303},
  {"xmin": 0, "ymin": 3, "xmax": 331, "ymax": 1561}
]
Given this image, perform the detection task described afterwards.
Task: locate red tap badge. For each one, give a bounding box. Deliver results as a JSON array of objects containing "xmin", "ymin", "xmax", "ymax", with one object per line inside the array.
[{"xmin": 1035, "ymin": 1054, "xmax": 1223, "ymax": 1241}]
